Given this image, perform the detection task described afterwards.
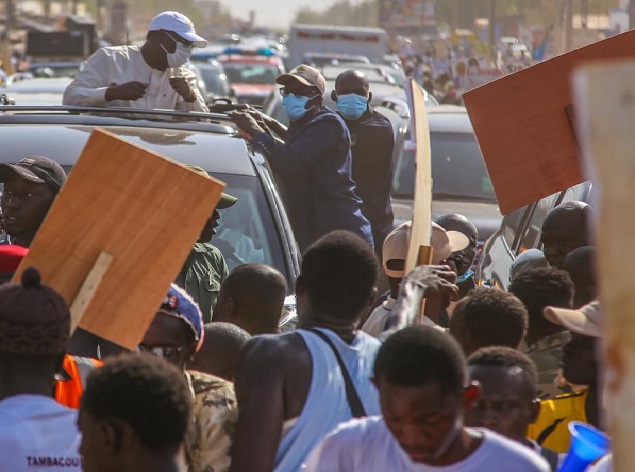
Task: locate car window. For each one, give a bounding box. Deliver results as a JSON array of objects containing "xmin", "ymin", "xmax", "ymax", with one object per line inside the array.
[
  {"xmin": 500, "ymin": 206, "xmax": 526, "ymax": 249},
  {"xmin": 392, "ymin": 131, "xmax": 496, "ymax": 202},
  {"xmin": 223, "ymin": 64, "xmax": 279, "ymax": 85},
  {"xmin": 0, "ymin": 171, "xmax": 287, "ymax": 284},
  {"xmin": 199, "ymin": 67, "xmax": 230, "ymax": 96},
  {"xmin": 559, "ymin": 182, "xmax": 589, "ymax": 205},
  {"xmin": 518, "ymin": 192, "xmax": 560, "ymax": 252}
]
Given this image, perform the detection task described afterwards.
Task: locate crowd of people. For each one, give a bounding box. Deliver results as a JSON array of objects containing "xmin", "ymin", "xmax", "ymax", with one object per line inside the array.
[{"xmin": 0, "ymin": 9, "xmax": 612, "ymax": 472}]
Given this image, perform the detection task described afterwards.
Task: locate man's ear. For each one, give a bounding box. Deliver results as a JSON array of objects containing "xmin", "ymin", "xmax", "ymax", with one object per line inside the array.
[
  {"xmin": 368, "ymin": 91, "xmax": 372, "ymax": 103},
  {"xmin": 331, "ymin": 90, "xmax": 337, "ymax": 102},
  {"xmin": 464, "ymin": 381, "xmax": 481, "ymax": 409},
  {"xmin": 528, "ymin": 398, "xmax": 541, "ymax": 424},
  {"xmin": 101, "ymin": 419, "xmax": 124, "ymax": 454}
]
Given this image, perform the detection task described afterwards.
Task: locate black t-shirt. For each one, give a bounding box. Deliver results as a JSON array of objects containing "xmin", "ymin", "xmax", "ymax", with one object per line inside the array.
[{"xmin": 342, "ymin": 107, "xmax": 395, "ymax": 249}]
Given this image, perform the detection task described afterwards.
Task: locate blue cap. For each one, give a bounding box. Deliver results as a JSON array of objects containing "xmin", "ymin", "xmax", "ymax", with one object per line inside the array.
[{"xmin": 159, "ymin": 284, "xmax": 204, "ymax": 351}]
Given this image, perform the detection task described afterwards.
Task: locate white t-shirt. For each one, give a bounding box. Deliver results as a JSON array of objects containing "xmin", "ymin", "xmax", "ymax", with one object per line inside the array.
[
  {"xmin": 0, "ymin": 394, "xmax": 82, "ymax": 471},
  {"xmin": 303, "ymin": 416, "xmax": 550, "ymax": 472},
  {"xmin": 63, "ymin": 45, "xmax": 207, "ymax": 112}
]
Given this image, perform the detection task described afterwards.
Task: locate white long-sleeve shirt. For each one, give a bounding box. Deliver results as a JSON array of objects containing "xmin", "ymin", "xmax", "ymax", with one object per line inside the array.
[{"xmin": 63, "ymin": 45, "xmax": 208, "ymax": 112}]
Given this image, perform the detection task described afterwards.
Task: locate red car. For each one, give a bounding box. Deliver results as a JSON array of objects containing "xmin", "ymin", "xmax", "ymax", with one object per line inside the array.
[{"xmin": 217, "ymin": 48, "xmax": 285, "ymax": 106}]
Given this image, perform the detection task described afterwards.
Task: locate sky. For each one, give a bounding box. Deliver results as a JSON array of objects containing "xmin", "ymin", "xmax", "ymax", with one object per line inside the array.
[{"xmin": 220, "ymin": 0, "xmax": 339, "ymax": 30}]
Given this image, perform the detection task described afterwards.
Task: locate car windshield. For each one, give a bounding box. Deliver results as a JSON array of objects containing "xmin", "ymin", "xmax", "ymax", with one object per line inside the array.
[
  {"xmin": 199, "ymin": 67, "xmax": 230, "ymax": 95},
  {"xmin": 0, "ymin": 159, "xmax": 289, "ymax": 285},
  {"xmin": 222, "ymin": 64, "xmax": 279, "ymax": 85},
  {"xmin": 392, "ymin": 131, "xmax": 496, "ymax": 202}
]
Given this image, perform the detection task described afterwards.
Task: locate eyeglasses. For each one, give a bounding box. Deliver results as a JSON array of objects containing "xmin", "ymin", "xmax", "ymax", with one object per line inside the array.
[
  {"xmin": 165, "ymin": 31, "xmax": 194, "ymax": 50},
  {"xmin": 137, "ymin": 344, "xmax": 186, "ymax": 358},
  {"xmin": 279, "ymin": 87, "xmax": 317, "ymax": 98}
]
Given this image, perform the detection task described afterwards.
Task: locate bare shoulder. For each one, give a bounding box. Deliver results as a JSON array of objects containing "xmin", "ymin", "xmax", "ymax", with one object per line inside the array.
[{"xmin": 237, "ymin": 332, "xmax": 309, "ymax": 379}]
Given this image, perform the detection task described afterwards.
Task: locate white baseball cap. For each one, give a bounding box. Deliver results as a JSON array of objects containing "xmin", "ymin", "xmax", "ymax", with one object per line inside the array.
[
  {"xmin": 382, "ymin": 221, "xmax": 470, "ymax": 278},
  {"xmin": 543, "ymin": 300, "xmax": 602, "ymax": 338},
  {"xmin": 148, "ymin": 11, "xmax": 207, "ymax": 48}
]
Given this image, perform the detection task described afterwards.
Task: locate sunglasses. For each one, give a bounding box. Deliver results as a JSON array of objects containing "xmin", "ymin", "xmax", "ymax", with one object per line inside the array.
[
  {"xmin": 165, "ymin": 31, "xmax": 194, "ymax": 49},
  {"xmin": 137, "ymin": 344, "xmax": 186, "ymax": 358},
  {"xmin": 279, "ymin": 87, "xmax": 318, "ymax": 98}
]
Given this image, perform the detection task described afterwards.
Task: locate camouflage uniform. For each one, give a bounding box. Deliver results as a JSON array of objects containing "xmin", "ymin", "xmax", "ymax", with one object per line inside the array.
[
  {"xmin": 185, "ymin": 370, "xmax": 238, "ymax": 472},
  {"xmin": 527, "ymin": 331, "xmax": 572, "ymax": 399}
]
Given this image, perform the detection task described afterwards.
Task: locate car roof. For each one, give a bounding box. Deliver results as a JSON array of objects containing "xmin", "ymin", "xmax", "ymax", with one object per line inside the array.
[
  {"xmin": 0, "ymin": 107, "xmax": 255, "ymax": 176},
  {"xmin": 427, "ymin": 106, "xmax": 473, "ymax": 133}
]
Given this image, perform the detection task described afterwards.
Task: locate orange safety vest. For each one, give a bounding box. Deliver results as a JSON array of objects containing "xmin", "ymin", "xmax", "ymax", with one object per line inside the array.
[{"xmin": 54, "ymin": 355, "xmax": 102, "ymax": 409}]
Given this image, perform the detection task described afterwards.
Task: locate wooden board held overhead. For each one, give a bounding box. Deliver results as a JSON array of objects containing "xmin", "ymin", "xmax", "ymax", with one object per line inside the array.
[
  {"xmin": 13, "ymin": 128, "xmax": 225, "ymax": 349},
  {"xmin": 573, "ymin": 60, "xmax": 635, "ymax": 472},
  {"xmin": 404, "ymin": 78, "xmax": 433, "ymax": 274},
  {"xmin": 463, "ymin": 29, "xmax": 635, "ymax": 215}
]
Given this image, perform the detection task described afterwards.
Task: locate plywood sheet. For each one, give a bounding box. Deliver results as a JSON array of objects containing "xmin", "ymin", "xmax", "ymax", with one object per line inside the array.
[
  {"xmin": 13, "ymin": 128, "xmax": 224, "ymax": 349},
  {"xmin": 404, "ymin": 78, "xmax": 432, "ymax": 274},
  {"xmin": 463, "ymin": 29, "xmax": 635, "ymax": 215}
]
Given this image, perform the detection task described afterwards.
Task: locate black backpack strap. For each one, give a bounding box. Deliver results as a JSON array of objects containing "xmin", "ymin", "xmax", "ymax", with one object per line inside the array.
[{"xmin": 306, "ymin": 328, "xmax": 367, "ymax": 418}]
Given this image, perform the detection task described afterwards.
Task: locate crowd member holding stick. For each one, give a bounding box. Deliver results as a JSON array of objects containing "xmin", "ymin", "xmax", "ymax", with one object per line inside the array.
[{"xmin": 63, "ymin": 11, "xmax": 208, "ymax": 112}]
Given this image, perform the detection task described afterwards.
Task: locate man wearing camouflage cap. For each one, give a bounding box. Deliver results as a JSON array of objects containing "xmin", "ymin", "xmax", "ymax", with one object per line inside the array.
[{"xmin": 0, "ymin": 267, "xmax": 82, "ymax": 469}]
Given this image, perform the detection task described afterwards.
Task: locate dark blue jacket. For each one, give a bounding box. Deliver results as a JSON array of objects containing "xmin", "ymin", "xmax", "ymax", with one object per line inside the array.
[{"xmin": 252, "ymin": 107, "xmax": 373, "ymax": 251}]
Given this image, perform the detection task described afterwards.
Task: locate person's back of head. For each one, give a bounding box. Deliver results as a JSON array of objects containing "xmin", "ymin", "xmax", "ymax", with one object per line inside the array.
[
  {"xmin": 298, "ymin": 230, "xmax": 377, "ymax": 323},
  {"xmin": 0, "ymin": 267, "xmax": 70, "ymax": 397},
  {"xmin": 562, "ymin": 246, "xmax": 596, "ymax": 308},
  {"xmin": 79, "ymin": 353, "xmax": 192, "ymax": 472},
  {"xmin": 508, "ymin": 268, "xmax": 573, "ymax": 346},
  {"xmin": 213, "ymin": 264, "xmax": 286, "ymax": 335},
  {"xmin": 188, "ymin": 322, "xmax": 251, "ymax": 381},
  {"xmin": 449, "ymin": 288, "xmax": 528, "ymax": 356},
  {"xmin": 374, "ymin": 326, "xmax": 466, "ymax": 396},
  {"xmin": 465, "ymin": 346, "xmax": 540, "ymax": 443}
]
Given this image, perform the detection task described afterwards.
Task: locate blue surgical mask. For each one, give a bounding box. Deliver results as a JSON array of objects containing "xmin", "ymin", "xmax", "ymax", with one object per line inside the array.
[
  {"xmin": 336, "ymin": 93, "xmax": 368, "ymax": 120},
  {"xmin": 282, "ymin": 94, "xmax": 312, "ymax": 121},
  {"xmin": 456, "ymin": 269, "xmax": 474, "ymax": 284}
]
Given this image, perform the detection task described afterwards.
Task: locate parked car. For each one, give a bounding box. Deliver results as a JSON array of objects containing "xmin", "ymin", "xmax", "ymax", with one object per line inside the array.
[
  {"xmin": 0, "ymin": 106, "xmax": 301, "ymax": 325},
  {"xmin": 476, "ymin": 181, "xmax": 593, "ymax": 290},
  {"xmin": 217, "ymin": 48, "xmax": 286, "ymax": 105},
  {"xmin": 186, "ymin": 61, "xmax": 232, "ymax": 104},
  {"xmin": 27, "ymin": 60, "xmax": 82, "ymax": 78},
  {"xmin": 1, "ymin": 77, "xmax": 72, "ymax": 105},
  {"xmin": 383, "ymin": 105, "xmax": 502, "ymax": 261}
]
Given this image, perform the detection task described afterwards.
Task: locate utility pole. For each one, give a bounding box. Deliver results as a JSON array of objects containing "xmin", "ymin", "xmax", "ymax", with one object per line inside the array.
[
  {"xmin": 489, "ymin": 0, "xmax": 497, "ymax": 60},
  {"xmin": 564, "ymin": 0, "xmax": 573, "ymax": 52}
]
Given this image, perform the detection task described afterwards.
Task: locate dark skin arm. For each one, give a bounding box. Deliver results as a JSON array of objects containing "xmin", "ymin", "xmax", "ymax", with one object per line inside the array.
[
  {"xmin": 105, "ymin": 81, "xmax": 147, "ymax": 101},
  {"xmin": 229, "ymin": 334, "xmax": 311, "ymax": 472},
  {"xmin": 382, "ymin": 265, "xmax": 458, "ymax": 337}
]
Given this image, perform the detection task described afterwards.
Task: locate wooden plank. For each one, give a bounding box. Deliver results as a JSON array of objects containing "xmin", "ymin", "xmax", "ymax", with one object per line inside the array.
[
  {"xmin": 572, "ymin": 60, "xmax": 635, "ymax": 471},
  {"xmin": 404, "ymin": 78, "xmax": 433, "ymax": 273},
  {"xmin": 12, "ymin": 128, "xmax": 224, "ymax": 349},
  {"xmin": 69, "ymin": 251, "xmax": 113, "ymax": 331},
  {"xmin": 463, "ymin": 29, "xmax": 635, "ymax": 215}
]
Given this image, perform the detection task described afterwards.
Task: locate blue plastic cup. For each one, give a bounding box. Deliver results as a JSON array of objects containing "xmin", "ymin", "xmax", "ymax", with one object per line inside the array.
[{"xmin": 557, "ymin": 422, "xmax": 611, "ymax": 472}]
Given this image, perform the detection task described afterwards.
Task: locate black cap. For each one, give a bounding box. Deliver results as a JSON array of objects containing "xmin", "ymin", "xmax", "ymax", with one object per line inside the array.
[{"xmin": 0, "ymin": 156, "xmax": 67, "ymax": 192}]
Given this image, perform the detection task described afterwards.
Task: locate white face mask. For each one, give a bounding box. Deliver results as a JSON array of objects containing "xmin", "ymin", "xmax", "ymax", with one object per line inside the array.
[{"xmin": 161, "ymin": 34, "xmax": 192, "ymax": 69}]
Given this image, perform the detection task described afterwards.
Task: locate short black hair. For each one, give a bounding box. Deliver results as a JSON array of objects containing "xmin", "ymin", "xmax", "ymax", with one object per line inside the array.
[
  {"xmin": 374, "ymin": 326, "xmax": 466, "ymax": 397},
  {"xmin": 81, "ymin": 353, "xmax": 191, "ymax": 451},
  {"xmin": 221, "ymin": 264, "xmax": 287, "ymax": 332},
  {"xmin": 509, "ymin": 268, "xmax": 573, "ymax": 338},
  {"xmin": 301, "ymin": 231, "xmax": 377, "ymax": 320},
  {"xmin": 468, "ymin": 346, "xmax": 538, "ymax": 390},
  {"xmin": 450, "ymin": 288, "xmax": 528, "ymax": 350}
]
